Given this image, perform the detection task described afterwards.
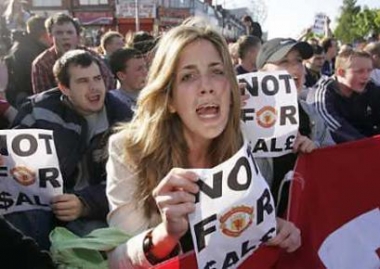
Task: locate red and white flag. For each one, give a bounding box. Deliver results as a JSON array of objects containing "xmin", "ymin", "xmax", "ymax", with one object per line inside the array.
[{"xmin": 277, "ymin": 136, "xmax": 380, "ymax": 269}]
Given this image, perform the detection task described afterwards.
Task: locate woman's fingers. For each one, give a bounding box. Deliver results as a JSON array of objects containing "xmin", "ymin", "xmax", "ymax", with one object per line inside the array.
[
  {"xmin": 153, "ymin": 168, "xmax": 199, "ymax": 197},
  {"xmin": 267, "ymin": 218, "xmax": 301, "ymax": 253}
]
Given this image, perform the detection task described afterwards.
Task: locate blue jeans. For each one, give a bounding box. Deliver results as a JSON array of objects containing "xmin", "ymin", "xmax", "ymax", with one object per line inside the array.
[
  {"xmin": 65, "ymin": 219, "xmax": 108, "ymax": 237},
  {"xmin": 4, "ymin": 210, "xmax": 108, "ymax": 250},
  {"xmin": 4, "ymin": 209, "xmax": 55, "ymax": 250}
]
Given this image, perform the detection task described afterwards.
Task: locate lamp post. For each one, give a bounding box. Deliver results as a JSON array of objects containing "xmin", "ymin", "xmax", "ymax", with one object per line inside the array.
[{"xmin": 135, "ymin": 0, "xmax": 140, "ymax": 31}]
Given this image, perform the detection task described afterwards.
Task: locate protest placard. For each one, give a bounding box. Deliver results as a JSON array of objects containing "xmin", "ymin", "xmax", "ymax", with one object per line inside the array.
[
  {"xmin": 188, "ymin": 142, "xmax": 277, "ymax": 269},
  {"xmin": 312, "ymin": 13, "xmax": 327, "ymax": 36},
  {"xmin": 238, "ymin": 70, "xmax": 299, "ymax": 158},
  {"xmin": 0, "ymin": 129, "xmax": 63, "ymax": 214}
]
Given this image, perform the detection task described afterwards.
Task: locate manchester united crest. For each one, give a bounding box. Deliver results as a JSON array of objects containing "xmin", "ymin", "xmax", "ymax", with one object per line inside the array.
[{"xmin": 219, "ymin": 205, "xmax": 254, "ymax": 237}]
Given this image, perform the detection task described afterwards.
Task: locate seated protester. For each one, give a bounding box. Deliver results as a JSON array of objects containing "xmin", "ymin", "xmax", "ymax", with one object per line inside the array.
[
  {"xmin": 109, "ymin": 48, "xmax": 148, "ymax": 111},
  {"xmin": 256, "ymin": 38, "xmax": 335, "ymax": 215},
  {"xmin": 235, "ymin": 35, "xmax": 261, "ymax": 75},
  {"xmin": 320, "ymin": 37, "xmax": 338, "ymax": 77},
  {"xmin": 363, "ymin": 41, "xmax": 380, "ymax": 85},
  {"xmin": 0, "ymin": 61, "xmax": 17, "ymax": 128},
  {"xmin": 106, "ymin": 25, "xmax": 301, "ymax": 268},
  {"xmin": 339, "ymin": 43, "xmax": 353, "ymax": 54},
  {"xmin": 125, "ymin": 31, "xmax": 156, "ymax": 66},
  {"xmin": 9, "ymin": 50, "xmax": 133, "ymax": 249},
  {"xmin": 307, "ymin": 37, "xmax": 320, "ymax": 46},
  {"xmin": 4, "ymin": 15, "xmax": 50, "ymax": 108},
  {"xmin": 228, "ymin": 41, "xmax": 239, "ymax": 66},
  {"xmin": 99, "ymin": 31, "xmax": 125, "ymax": 68},
  {"xmin": 304, "ymin": 44, "xmax": 325, "ymax": 87},
  {"xmin": 32, "ymin": 13, "xmax": 115, "ymax": 94},
  {"xmin": 312, "ymin": 49, "xmax": 380, "ymax": 144},
  {"xmin": 0, "ymin": 97, "xmax": 17, "ymax": 129}
]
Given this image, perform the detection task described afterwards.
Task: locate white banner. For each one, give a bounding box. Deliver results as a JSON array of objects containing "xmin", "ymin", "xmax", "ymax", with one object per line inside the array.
[
  {"xmin": 238, "ymin": 71, "xmax": 299, "ymax": 158},
  {"xmin": 188, "ymin": 142, "xmax": 277, "ymax": 269},
  {"xmin": 0, "ymin": 129, "xmax": 63, "ymax": 215}
]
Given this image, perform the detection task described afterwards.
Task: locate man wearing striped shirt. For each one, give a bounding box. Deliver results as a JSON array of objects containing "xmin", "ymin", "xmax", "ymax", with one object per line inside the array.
[
  {"xmin": 31, "ymin": 13, "xmax": 115, "ymax": 94},
  {"xmin": 312, "ymin": 49, "xmax": 380, "ymax": 143}
]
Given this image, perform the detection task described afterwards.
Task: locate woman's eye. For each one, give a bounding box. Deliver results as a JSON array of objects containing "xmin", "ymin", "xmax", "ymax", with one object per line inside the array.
[
  {"xmin": 213, "ymin": 69, "xmax": 225, "ymax": 75},
  {"xmin": 181, "ymin": 73, "xmax": 195, "ymax": 82}
]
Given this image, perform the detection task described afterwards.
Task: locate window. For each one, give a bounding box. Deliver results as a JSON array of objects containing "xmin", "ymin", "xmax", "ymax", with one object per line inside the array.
[
  {"xmin": 79, "ymin": 0, "xmax": 108, "ymax": 5},
  {"xmin": 33, "ymin": 0, "xmax": 61, "ymax": 6}
]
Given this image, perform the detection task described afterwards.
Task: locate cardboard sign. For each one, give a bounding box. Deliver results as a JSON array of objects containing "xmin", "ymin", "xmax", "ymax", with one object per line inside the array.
[
  {"xmin": 312, "ymin": 13, "xmax": 327, "ymax": 36},
  {"xmin": 188, "ymin": 142, "xmax": 277, "ymax": 269},
  {"xmin": 238, "ymin": 71, "xmax": 299, "ymax": 158},
  {"xmin": 0, "ymin": 129, "xmax": 63, "ymax": 214}
]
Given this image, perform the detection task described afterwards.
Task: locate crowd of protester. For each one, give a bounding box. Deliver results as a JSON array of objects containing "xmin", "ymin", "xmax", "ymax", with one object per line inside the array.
[{"xmin": 0, "ymin": 5, "xmax": 380, "ymax": 268}]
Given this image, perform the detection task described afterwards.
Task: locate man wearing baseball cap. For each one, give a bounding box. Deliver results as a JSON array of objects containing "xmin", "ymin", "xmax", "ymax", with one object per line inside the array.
[
  {"xmin": 256, "ymin": 38, "xmax": 313, "ymax": 90},
  {"xmin": 255, "ymin": 38, "xmax": 334, "ymax": 216}
]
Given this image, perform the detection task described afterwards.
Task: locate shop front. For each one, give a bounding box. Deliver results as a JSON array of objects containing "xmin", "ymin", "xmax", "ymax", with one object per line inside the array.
[
  {"xmin": 115, "ymin": 0, "xmax": 156, "ymax": 35},
  {"xmin": 73, "ymin": 11, "xmax": 115, "ymax": 46},
  {"xmin": 157, "ymin": 7, "xmax": 191, "ymax": 32}
]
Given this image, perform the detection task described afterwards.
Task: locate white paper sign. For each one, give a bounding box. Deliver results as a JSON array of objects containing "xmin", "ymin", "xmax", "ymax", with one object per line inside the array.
[
  {"xmin": 238, "ymin": 70, "xmax": 299, "ymax": 158},
  {"xmin": 188, "ymin": 142, "xmax": 277, "ymax": 269},
  {"xmin": 312, "ymin": 13, "xmax": 327, "ymax": 36},
  {"xmin": 0, "ymin": 129, "xmax": 63, "ymax": 215}
]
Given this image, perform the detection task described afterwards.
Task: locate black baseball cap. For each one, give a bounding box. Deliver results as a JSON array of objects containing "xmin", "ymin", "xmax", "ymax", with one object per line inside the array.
[{"xmin": 256, "ymin": 38, "xmax": 313, "ymax": 69}]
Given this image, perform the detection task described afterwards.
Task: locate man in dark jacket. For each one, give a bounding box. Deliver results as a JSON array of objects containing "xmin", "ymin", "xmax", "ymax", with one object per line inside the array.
[
  {"xmin": 304, "ymin": 44, "xmax": 325, "ymax": 87},
  {"xmin": 4, "ymin": 15, "xmax": 50, "ymax": 108},
  {"xmin": 242, "ymin": 15, "xmax": 263, "ymax": 41},
  {"xmin": 7, "ymin": 50, "xmax": 133, "ymax": 249},
  {"xmin": 312, "ymin": 49, "xmax": 380, "ymax": 143}
]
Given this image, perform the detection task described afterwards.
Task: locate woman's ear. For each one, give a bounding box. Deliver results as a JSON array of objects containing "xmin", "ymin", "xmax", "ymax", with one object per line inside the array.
[{"xmin": 168, "ymin": 103, "xmax": 176, "ymax": 113}]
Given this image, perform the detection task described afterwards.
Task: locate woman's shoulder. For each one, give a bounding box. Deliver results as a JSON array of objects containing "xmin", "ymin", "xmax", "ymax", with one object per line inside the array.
[{"xmin": 109, "ymin": 127, "xmax": 129, "ymax": 153}]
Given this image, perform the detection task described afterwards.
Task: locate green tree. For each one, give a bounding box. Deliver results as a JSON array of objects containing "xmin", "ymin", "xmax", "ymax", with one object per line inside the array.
[
  {"xmin": 354, "ymin": 7, "xmax": 380, "ymax": 40},
  {"xmin": 334, "ymin": 0, "xmax": 361, "ymax": 43}
]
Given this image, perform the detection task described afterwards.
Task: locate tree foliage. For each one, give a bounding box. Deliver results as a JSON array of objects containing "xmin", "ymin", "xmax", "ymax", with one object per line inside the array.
[
  {"xmin": 334, "ymin": 0, "xmax": 380, "ymax": 44},
  {"xmin": 334, "ymin": 0, "xmax": 361, "ymax": 43},
  {"xmin": 354, "ymin": 8, "xmax": 380, "ymax": 39}
]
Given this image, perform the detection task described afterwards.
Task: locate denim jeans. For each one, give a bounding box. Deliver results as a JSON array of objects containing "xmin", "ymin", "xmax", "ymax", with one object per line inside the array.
[
  {"xmin": 4, "ymin": 210, "xmax": 108, "ymax": 250},
  {"xmin": 65, "ymin": 219, "xmax": 108, "ymax": 237},
  {"xmin": 4, "ymin": 209, "xmax": 55, "ymax": 250}
]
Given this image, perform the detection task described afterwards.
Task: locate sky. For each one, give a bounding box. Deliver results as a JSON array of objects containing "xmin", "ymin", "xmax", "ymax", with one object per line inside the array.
[{"xmin": 224, "ymin": 0, "xmax": 380, "ymax": 39}]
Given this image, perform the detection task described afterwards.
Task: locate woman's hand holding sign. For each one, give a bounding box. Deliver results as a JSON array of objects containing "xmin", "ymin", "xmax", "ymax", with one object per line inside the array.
[
  {"xmin": 153, "ymin": 168, "xmax": 199, "ymax": 241},
  {"xmin": 267, "ymin": 217, "xmax": 301, "ymax": 252},
  {"xmin": 147, "ymin": 168, "xmax": 199, "ymax": 260}
]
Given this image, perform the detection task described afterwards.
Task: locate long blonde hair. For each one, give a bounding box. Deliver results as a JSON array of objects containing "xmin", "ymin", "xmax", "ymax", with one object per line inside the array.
[{"xmin": 119, "ymin": 24, "xmax": 243, "ymax": 215}]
